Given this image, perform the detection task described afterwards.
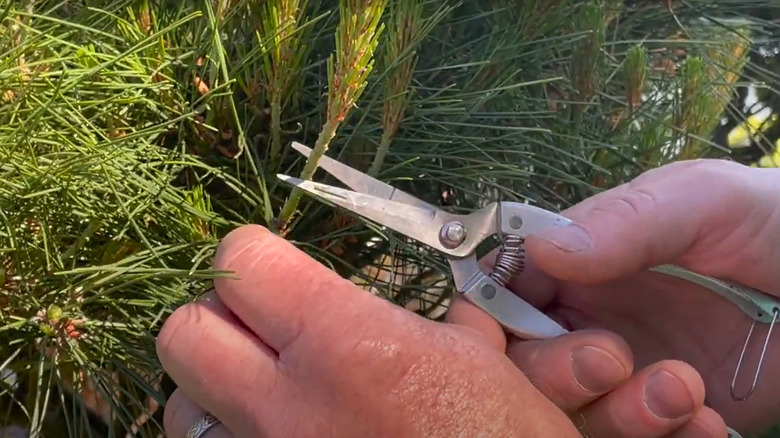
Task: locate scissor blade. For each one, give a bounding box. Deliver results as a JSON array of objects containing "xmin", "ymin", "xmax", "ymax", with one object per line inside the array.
[
  {"xmin": 289, "ymin": 142, "xmax": 434, "ymax": 209},
  {"xmin": 278, "ymin": 174, "xmax": 453, "ymax": 252}
]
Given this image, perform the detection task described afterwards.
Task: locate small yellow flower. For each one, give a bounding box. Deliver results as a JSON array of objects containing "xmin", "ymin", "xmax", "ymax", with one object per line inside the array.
[{"xmin": 727, "ymin": 114, "xmax": 778, "ymax": 148}]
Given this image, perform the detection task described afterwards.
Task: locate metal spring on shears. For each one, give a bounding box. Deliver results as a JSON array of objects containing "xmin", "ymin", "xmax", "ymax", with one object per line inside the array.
[{"xmin": 490, "ymin": 234, "xmax": 526, "ymax": 287}]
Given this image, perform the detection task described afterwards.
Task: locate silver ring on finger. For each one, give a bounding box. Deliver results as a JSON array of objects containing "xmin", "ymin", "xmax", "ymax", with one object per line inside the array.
[{"xmin": 185, "ymin": 412, "xmax": 221, "ymax": 438}]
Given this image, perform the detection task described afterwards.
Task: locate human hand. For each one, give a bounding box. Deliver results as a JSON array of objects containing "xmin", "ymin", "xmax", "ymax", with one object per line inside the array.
[
  {"xmin": 155, "ymin": 225, "xmax": 699, "ymax": 438},
  {"xmin": 451, "ymin": 159, "xmax": 779, "ymax": 436}
]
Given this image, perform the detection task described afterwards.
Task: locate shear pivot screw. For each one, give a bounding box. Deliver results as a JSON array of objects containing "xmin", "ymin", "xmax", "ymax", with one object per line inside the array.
[
  {"xmin": 439, "ymin": 221, "xmax": 467, "ymax": 248},
  {"xmin": 480, "ymin": 284, "xmax": 496, "ymax": 300}
]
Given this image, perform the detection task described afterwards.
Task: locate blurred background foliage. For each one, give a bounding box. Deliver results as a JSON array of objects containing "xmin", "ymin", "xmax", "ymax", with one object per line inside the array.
[{"xmin": 1, "ymin": 0, "xmax": 780, "ymax": 436}]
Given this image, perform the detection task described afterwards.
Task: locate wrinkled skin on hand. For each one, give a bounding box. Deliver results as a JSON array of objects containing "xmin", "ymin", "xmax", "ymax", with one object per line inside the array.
[
  {"xmin": 156, "ymin": 225, "xmax": 583, "ymax": 438},
  {"xmin": 455, "ymin": 160, "xmax": 780, "ymax": 436}
]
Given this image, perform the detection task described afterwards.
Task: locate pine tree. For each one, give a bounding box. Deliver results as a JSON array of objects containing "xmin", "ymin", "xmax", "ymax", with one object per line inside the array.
[{"xmin": 1, "ymin": 0, "xmax": 779, "ymax": 437}]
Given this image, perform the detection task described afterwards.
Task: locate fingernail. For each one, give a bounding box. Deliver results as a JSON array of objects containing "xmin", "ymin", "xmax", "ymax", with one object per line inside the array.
[
  {"xmin": 535, "ymin": 224, "xmax": 592, "ymax": 253},
  {"xmin": 644, "ymin": 370, "xmax": 695, "ymax": 420},
  {"xmin": 571, "ymin": 346, "xmax": 627, "ymax": 394}
]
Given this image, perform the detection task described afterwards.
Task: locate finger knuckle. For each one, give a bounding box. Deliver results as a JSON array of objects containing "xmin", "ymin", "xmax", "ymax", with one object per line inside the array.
[
  {"xmin": 591, "ymin": 183, "xmax": 657, "ymax": 222},
  {"xmin": 212, "ymin": 225, "xmax": 276, "ymax": 273},
  {"xmin": 617, "ymin": 184, "xmax": 658, "ymax": 217}
]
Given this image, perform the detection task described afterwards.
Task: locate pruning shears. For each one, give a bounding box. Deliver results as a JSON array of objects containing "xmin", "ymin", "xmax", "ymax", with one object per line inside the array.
[{"xmin": 277, "ymin": 142, "xmax": 779, "ymax": 438}]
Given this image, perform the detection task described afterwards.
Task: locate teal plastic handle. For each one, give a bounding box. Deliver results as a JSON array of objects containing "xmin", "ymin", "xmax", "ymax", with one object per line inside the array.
[{"xmin": 650, "ymin": 265, "xmax": 780, "ymax": 324}]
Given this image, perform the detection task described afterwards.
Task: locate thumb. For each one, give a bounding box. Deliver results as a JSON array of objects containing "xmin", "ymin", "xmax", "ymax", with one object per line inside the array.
[{"xmin": 524, "ymin": 159, "xmax": 780, "ymax": 294}]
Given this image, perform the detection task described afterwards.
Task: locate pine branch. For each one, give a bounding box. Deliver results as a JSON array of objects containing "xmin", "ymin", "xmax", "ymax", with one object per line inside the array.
[
  {"xmin": 367, "ymin": 0, "xmax": 434, "ymax": 177},
  {"xmin": 254, "ymin": 0, "xmax": 313, "ymax": 171},
  {"xmin": 276, "ymin": 0, "xmax": 389, "ymax": 231}
]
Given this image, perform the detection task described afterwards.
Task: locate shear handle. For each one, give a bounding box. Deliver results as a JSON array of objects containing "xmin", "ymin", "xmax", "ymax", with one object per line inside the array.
[
  {"xmin": 650, "ymin": 265, "xmax": 780, "ymax": 324},
  {"xmin": 450, "ymin": 255, "xmax": 570, "ymax": 339},
  {"xmin": 496, "ymin": 202, "xmax": 574, "ymax": 237}
]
